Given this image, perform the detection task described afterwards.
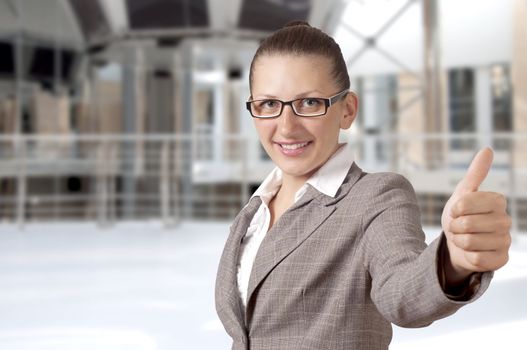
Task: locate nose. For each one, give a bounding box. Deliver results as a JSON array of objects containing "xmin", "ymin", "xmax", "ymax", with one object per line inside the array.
[{"xmin": 278, "ymin": 104, "xmax": 300, "ymax": 134}]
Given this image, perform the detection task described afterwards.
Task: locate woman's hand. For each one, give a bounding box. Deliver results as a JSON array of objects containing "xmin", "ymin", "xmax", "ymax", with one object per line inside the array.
[{"xmin": 441, "ymin": 148, "xmax": 512, "ymax": 286}]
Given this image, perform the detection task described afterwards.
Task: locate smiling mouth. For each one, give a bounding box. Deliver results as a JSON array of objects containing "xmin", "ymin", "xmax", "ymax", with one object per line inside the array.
[{"xmin": 277, "ymin": 141, "xmax": 311, "ymax": 150}]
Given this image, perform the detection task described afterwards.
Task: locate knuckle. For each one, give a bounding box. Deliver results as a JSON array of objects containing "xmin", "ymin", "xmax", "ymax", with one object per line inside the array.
[
  {"xmin": 455, "ymin": 199, "xmax": 468, "ymax": 215},
  {"xmin": 466, "ymin": 252, "xmax": 485, "ymax": 269},
  {"xmin": 498, "ymin": 193, "xmax": 508, "ymax": 208},
  {"xmin": 491, "ymin": 192, "xmax": 508, "ymax": 210},
  {"xmin": 456, "ymin": 234, "xmax": 472, "ymax": 250},
  {"xmin": 504, "ymin": 216, "xmax": 513, "ymax": 231},
  {"xmin": 461, "ymin": 217, "xmax": 473, "ymax": 232},
  {"xmin": 504, "ymin": 233, "xmax": 512, "ymax": 249},
  {"xmin": 503, "ymin": 252, "xmax": 510, "ymax": 266},
  {"xmin": 496, "ymin": 215, "xmax": 512, "ymax": 231},
  {"xmin": 497, "ymin": 251, "xmax": 509, "ymax": 270},
  {"xmin": 448, "ymin": 221, "xmax": 457, "ymax": 233},
  {"xmin": 452, "ymin": 217, "xmax": 464, "ymax": 232}
]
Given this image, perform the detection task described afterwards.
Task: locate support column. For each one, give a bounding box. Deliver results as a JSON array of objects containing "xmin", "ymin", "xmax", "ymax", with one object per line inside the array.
[
  {"xmin": 213, "ymin": 81, "xmax": 225, "ymax": 163},
  {"xmin": 512, "ymin": 0, "xmax": 527, "ymax": 236},
  {"xmin": 513, "ymin": 0, "xmax": 527, "ymax": 168},
  {"xmin": 362, "ymin": 77, "xmax": 379, "ymax": 171},
  {"xmin": 15, "ymin": 32, "xmax": 26, "ymax": 229},
  {"xmin": 423, "ymin": 0, "xmax": 444, "ymax": 168},
  {"xmin": 180, "ymin": 41, "xmax": 195, "ymax": 219},
  {"xmin": 475, "ymin": 67, "xmax": 492, "ymax": 149},
  {"xmin": 121, "ymin": 46, "xmax": 143, "ymax": 219}
]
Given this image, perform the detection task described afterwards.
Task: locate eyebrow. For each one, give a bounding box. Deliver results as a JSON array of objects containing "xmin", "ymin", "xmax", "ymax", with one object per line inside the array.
[{"xmin": 252, "ymin": 90, "xmax": 326, "ymax": 100}]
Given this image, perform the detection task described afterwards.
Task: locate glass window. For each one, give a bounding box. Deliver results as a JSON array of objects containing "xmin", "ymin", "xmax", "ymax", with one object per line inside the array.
[
  {"xmin": 491, "ymin": 64, "xmax": 512, "ymax": 150},
  {"xmin": 448, "ymin": 68, "xmax": 475, "ymax": 150}
]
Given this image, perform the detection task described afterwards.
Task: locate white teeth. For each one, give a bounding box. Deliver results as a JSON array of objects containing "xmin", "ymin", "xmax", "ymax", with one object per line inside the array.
[{"xmin": 280, "ymin": 142, "xmax": 309, "ymax": 150}]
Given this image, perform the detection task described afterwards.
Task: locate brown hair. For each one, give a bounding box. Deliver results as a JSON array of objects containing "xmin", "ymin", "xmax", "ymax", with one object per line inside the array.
[{"xmin": 249, "ymin": 21, "xmax": 350, "ymax": 92}]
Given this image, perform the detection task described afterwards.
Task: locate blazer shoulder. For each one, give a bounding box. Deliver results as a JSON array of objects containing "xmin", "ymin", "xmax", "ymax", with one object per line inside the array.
[
  {"xmin": 353, "ymin": 170, "xmax": 416, "ymax": 196},
  {"xmin": 334, "ymin": 171, "xmax": 413, "ymax": 212}
]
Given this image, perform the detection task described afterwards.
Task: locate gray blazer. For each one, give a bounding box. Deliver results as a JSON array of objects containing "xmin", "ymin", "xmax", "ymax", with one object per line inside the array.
[{"xmin": 215, "ymin": 163, "xmax": 491, "ymax": 350}]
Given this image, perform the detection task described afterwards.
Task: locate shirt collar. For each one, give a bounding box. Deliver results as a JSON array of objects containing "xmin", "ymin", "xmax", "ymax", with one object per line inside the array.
[
  {"xmin": 251, "ymin": 166, "xmax": 282, "ymax": 205},
  {"xmin": 306, "ymin": 142, "xmax": 354, "ymax": 198},
  {"xmin": 251, "ymin": 142, "xmax": 355, "ymax": 203}
]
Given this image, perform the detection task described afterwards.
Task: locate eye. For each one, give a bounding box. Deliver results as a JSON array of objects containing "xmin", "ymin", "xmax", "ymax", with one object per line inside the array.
[
  {"xmin": 302, "ymin": 98, "xmax": 321, "ymax": 107},
  {"xmin": 258, "ymin": 99, "xmax": 279, "ymax": 109}
]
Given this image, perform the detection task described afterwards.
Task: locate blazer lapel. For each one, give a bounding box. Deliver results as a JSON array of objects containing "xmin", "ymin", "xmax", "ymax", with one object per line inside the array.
[
  {"xmin": 245, "ymin": 163, "xmax": 365, "ymax": 322},
  {"xmin": 216, "ymin": 196, "xmax": 262, "ymax": 333},
  {"xmin": 245, "ymin": 186, "xmax": 335, "ymax": 315}
]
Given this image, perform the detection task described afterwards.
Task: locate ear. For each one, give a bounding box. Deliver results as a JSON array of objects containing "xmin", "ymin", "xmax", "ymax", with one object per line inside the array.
[{"xmin": 339, "ymin": 91, "xmax": 358, "ymax": 129}]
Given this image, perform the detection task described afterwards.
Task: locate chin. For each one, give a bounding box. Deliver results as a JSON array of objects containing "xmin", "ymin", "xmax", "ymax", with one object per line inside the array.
[{"xmin": 276, "ymin": 162, "xmax": 315, "ymax": 178}]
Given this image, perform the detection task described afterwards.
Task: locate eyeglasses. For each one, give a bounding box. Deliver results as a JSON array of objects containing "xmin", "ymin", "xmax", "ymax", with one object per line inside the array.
[{"xmin": 246, "ymin": 89, "xmax": 349, "ymax": 118}]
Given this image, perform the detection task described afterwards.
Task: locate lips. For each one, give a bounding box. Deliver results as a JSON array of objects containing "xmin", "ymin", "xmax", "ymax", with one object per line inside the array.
[
  {"xmin": 275, "ymin": 141, "xmax": 312, "ymax": 156},
  {"xmin": 279, "ymin": 141, "xmax": 310, "ymax": 150}
]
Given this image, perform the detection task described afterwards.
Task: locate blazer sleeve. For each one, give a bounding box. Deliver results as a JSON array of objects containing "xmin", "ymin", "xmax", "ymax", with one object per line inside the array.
[{"xmin": 360, "ymin": 172, "xmax": 493, "ymax": 328}]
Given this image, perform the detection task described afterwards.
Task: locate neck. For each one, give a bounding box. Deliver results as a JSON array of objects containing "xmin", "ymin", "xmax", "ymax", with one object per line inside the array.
[
  {"xmin": 272, "ymin": 175, "xmax": 305, "ymax": 211},
  {"xmin": 280, "ymin": 173, "xmax": 309, "ymax": 200}
]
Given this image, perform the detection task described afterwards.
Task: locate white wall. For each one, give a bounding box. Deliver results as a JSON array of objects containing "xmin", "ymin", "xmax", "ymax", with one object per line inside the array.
[
  {"xmin": 333, "ymin": 0, "xmax": 513, "ymax": 76},
  {"xmin": 440, "ymin": 0, "xmax": 513, "ymax": 68}
]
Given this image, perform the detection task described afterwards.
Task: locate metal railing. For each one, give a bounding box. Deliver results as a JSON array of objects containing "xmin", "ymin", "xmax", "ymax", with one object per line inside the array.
[{"xmin": 0, "ymin": 132, "xmax": 525, "ymax": 234}]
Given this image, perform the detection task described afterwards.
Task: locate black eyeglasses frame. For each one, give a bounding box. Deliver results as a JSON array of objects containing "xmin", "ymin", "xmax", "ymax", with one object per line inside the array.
[{"xmin": 246, "ymin": 89, "xmax": 349, "ymax": 119}]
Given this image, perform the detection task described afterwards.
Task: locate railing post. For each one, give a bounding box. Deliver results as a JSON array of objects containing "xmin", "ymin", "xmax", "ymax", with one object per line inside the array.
[
  {"xmin": 509, "ymin": 136, "xmax": 518, "ymax": 241},
  {"xmin": 241, "ymin": 136, "xmax": 249, "ymax": 210},
  {"xmin": 108, "ymin": 141, "xmax": 117, "ymax": 226},
  {"xmin": 173, "ymin": 137, "xmax": 181, "ymax": 224},
  {"xmin": 160, "ymin": 139, "xmax": 172, "ymax": 227},
  {"xmin": 16, "ymin": 136, "xmax": 26, "ymax": 231},
  {"xmin": 96, "ymin": 141, "xmax": 108, "ymax": 228}
]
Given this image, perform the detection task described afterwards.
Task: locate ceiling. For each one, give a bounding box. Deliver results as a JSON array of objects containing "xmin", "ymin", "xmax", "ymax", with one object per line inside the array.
[
  {"xmin": 0, "ymin": 0, "xmax": 342, "ymax": 49},
  {"xmin": 0, "ymin": 0, "xmax": 346, "ymax": 82}
]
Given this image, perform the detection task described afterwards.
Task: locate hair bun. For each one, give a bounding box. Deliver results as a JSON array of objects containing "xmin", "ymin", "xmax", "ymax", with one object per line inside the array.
[{"xmin": 283, "ymin": 20, "xmax": 311, "ymax": 28}]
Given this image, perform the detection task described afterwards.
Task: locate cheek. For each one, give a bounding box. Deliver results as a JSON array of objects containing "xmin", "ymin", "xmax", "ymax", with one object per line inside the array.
[
  {"xmin": 310, "ymin": 119, "xmax": 340, "ymax": 141},
  {"xmin": 329, "ymin": 114, "xmax": 344, "ymax": 135},
  {"xmin": 254, "ymin": 120, "xmax": 275, "ymax": 141}
]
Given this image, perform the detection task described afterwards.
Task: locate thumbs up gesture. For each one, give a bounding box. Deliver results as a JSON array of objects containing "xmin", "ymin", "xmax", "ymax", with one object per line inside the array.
[{"xmin": 441, "ymin": 148, "xmax": 512, "ymax": 286}]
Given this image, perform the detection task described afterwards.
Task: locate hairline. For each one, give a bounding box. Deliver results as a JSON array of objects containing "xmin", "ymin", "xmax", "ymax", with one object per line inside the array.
[{"xmin": 249, "ymin": 52, "xmax": 337, "ymax": 93}]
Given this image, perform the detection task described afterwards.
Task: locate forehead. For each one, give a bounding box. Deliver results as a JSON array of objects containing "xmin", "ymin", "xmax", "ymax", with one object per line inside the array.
[{"xmin": 251, "ymin": 54, "xmax": 336, "ymax": 97}]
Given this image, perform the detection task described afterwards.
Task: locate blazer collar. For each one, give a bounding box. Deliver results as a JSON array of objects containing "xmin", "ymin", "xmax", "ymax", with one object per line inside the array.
[{"xmin": 317, "ymin": 162, "xmax": 364, "ymax": 206}]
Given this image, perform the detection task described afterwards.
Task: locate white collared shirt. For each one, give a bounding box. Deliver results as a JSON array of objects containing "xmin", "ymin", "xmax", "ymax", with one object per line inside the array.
[{"xmin": 236, "ymin": 142, "xmax": 355, "ymax": 308}]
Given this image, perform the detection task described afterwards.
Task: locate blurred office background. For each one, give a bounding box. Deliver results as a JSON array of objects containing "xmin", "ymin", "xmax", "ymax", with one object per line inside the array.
[{"xmin": 0, "ymin": 0, "xmax": 526, "ymax": 349}]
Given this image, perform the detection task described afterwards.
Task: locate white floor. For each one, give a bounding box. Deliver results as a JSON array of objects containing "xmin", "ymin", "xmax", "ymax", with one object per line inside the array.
[{"xmin": 0, "ymin": 221, "xmax": 526, "ymax": 350}]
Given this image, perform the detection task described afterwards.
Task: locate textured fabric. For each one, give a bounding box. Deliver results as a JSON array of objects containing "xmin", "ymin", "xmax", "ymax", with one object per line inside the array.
[
  {"xmin": 237, "ymin": 143, "xmax": 353, "ymax": 308},
  {"xmin": 215, "ymin": 163, "xmax": 493, "ymax": 350},
  {"xmin": 236, "ymin": 190, "xmax": 276, "ymax": 307}
]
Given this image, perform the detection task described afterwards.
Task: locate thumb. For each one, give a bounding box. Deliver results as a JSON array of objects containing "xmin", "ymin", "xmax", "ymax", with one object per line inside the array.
[{"xmin": 455, "ymin": 147, "xmax": 494, "ymax": 194}]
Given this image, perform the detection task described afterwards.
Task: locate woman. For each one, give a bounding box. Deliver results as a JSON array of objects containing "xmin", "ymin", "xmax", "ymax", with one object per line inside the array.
[{"xmin": 215, "ymin": 21, "xmax": 511, "ymax": 350}]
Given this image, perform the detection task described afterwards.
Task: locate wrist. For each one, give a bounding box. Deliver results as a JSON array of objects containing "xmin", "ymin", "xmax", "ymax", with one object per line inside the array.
[
  {"xmin": 439, "ymin": 236, "xmax": 474, "ymax": 299},
  {"xmin": 443, "ymin": 239, "xmax": 473, "ymax": 286},
  {"xmin": 438, "ymin": 234, "xmax": 486, "ymax": 301}
]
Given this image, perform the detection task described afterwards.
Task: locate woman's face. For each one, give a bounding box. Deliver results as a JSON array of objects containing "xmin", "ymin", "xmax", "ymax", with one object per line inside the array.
[{"xmin": 250, "ymin": 54, "xmax": 357, "ymax": 182}]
